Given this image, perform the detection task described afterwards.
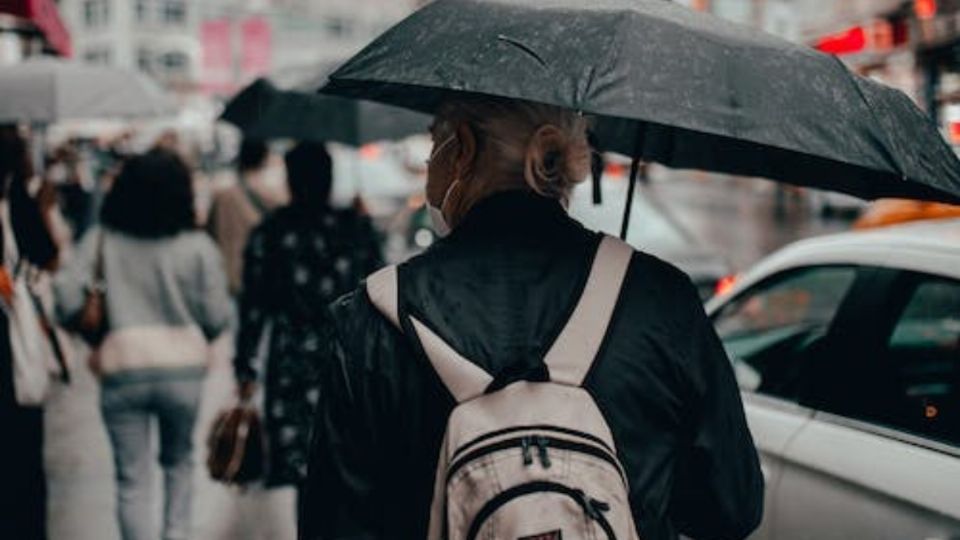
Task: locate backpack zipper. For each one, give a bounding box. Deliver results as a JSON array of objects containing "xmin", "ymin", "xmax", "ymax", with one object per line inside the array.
[
  {"xmin": 464, "ymin": 481, "xmax": 617, "ymax": 540},
  {"xmin": 446, "ymin": 435, "xmax": 626, "ymax": 486},
  {"xmin": 450, "ymin": 424, "xmax": 615, "ymax": 463}
]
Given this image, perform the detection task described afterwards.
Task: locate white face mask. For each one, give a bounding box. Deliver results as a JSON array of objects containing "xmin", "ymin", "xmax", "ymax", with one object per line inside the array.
[{"xmin": 426, "ymin": 134, "xmax": 457, "ymax": 237}]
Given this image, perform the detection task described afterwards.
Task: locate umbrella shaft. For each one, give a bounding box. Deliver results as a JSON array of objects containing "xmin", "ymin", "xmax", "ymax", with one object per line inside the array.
[{"xmin": 621, "ymin": 156, "xmax": 641, "ymax": 241}]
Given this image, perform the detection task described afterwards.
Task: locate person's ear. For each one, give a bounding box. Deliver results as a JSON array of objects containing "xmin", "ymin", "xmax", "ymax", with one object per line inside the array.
[{"xmin": 454, "ymin": 121, "xmax": 477, "ymax": 180}]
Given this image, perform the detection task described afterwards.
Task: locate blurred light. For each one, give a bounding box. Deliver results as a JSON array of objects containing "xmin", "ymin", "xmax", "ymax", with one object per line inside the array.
[
  {"xmin": 691, "ymin": 0, "xmax": 710, "ymax": 12},
  {"xmin": 715, "ymin": 274, "xmax": 738, "ymax": 296},
  {"xmin": 605, "ymin": 162, "xmax": 626, "ymax": 178},
  {"xmin": 359, "ymin": 143, "xmax": 382, "ymax": 160},
  {"xmin": 414, "ymin": 228, "xmax": 435, "ymax": 249},
  {"xmin": 915, "ymin": 0, "xmax": 937, "ymax": 20},
  {"xmin": 950, "ymin": 122, "xmax": 960, "ymax": 144},
  {"xmin": 925, "ymin": 404, "xmax": 939, "ymax": 419},
  {"xmin": 815, "ymin": 27, "xmax": 867, "ymax": 55}
]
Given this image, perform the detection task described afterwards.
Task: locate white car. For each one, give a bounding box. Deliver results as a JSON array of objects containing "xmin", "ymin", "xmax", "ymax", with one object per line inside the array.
[{"xmin": 705, "ymin": 219, "xmax": 960, "ymax": 539}]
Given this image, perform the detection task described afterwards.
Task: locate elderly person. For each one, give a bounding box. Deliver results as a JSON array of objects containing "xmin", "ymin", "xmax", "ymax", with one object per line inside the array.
[{"xmin": 301, "ymin": 98, "xmax": 763, "ymax": 540}]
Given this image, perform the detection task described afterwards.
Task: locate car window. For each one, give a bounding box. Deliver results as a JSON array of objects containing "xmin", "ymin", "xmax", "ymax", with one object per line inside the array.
[
  {"xmin": 713, "ymin": 266, "xmax": 858, "ymax": 399},
  {"xmin": 881, "ymin": 277, "xmax": 960, "ymax": 445}
]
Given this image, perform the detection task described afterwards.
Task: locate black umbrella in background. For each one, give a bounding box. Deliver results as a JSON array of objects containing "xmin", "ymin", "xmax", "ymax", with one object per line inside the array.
[
  {"xmin": 320, "ymin": 0, "xmax": 960, "ymax": 238},
  {"xmin": 220, "ymin": 66, "xmax": 429, "ymax": 146}
]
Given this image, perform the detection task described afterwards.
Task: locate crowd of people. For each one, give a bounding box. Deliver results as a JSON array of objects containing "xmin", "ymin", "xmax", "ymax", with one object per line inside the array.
[
  {"xmin": 2, "ymin": 96, "xmax": 762, "ymax": 540},
  {"xmin": 0, "ymin": 124, "xmax": 383, "ymax": 540}
]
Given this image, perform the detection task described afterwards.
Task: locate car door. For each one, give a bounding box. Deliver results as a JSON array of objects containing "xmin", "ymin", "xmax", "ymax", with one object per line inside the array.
[
  {"xmin": 774, "ymin": 270, "xmax": 960, "ymax": 540},
  {"xmin": 710, "ymin": 265, "xmax": 862, "ymax": 539}
]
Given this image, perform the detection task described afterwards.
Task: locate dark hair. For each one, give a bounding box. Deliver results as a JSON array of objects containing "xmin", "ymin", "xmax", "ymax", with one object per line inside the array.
[
  {"xmin": 238, "ymin": 138, "xmax": 269, "ymax": 172},
  {"xmin": 285, "ymin": 142, "xmax": 333, "ymax": 208},
  {"xmin": 101, "ymin": 148, "xmax": 196, "ymax": 238}
]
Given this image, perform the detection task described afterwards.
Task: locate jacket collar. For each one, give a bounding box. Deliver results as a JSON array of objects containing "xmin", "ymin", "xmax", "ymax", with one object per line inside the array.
[{"xmin": 451, "ymin": 189, "xmax": 573, "ymax": 241}]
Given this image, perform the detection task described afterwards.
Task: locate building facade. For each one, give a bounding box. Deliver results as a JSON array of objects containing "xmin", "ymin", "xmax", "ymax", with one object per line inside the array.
[{"xmin": 59, "ymin": 0, "xmax": 418, "ymax": 96}]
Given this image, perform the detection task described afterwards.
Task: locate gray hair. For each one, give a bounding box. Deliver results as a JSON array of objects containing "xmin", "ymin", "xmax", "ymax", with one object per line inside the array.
[{"xmin": 435, "ymin": 98, "xmax": 590, "ymax": 203}]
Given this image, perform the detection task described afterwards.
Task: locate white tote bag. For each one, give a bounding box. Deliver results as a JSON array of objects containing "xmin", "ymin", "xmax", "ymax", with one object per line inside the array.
[{"xmin": 1, "ymin": 203, "xmax": 54, "ymax": 405}]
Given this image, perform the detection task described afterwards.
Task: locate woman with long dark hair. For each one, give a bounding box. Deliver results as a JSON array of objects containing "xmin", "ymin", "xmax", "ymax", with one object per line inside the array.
[{"xmin": 55, "ymin": 148, "xmax": 232, "ymax": 540}]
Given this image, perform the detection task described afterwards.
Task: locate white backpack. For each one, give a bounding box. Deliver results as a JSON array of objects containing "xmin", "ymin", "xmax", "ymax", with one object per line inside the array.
[{"xmin": 368, "ymin": 235, "xmax": 641, "ymax": 540}]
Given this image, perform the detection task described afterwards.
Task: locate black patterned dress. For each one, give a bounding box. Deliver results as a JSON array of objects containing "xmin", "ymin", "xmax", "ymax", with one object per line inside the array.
[{"xmin": 233, "ymin": 204, "xmax": 383, "ymax": 487}]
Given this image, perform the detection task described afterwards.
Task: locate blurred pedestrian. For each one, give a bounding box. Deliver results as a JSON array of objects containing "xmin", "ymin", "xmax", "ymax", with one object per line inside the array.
[
  {"xmin": 0, "ymin": 125, "xmax": 60, "ymax": 540},
  {"xmin": 233, "ymin": 142, "xmax": 382, "ymax": 500},
  {"xmin": 300, "ymin": 99, "xmax": 763, "ymax": 540},
  {"xmin": 54, "ymin": 148, "xmax": 232, "ymax": 540},
  {"xmin": 206, "ymin": 138, "xmax": 287, "ymax": 295},
  {"xmin": 47, "ymin": 141, "xmax": 95, "ymax": 240}
]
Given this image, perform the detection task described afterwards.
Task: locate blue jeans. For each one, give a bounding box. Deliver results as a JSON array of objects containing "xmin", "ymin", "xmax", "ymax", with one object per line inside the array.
[{"xmin": 101, "ymin": 374, "xmax": 203, "ymax": 540}]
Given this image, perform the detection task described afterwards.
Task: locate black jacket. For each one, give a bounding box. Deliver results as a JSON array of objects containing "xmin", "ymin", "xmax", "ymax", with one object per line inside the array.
[{"xmin": 301, "ymin": 191, "xmax": 763, "ymax": 540}]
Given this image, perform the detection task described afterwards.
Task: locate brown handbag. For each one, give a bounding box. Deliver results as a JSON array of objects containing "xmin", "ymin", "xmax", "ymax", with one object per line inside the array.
[
  {"xmin": 74, "ymin": 233, "xmax": 108, "ymax": 346},
  {"xmin": 206, "ymin": 401, "xmax": 265, "ymax": 484}
]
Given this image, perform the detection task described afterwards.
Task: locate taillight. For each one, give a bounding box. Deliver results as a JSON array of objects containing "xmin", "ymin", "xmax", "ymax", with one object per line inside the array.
[{"xmin": 715, "ymin": 274, "xmax": 738, "ymax": 296}]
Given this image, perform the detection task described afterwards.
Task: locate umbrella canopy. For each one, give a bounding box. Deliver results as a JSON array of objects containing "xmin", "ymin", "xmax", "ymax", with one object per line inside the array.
[
  {"xmin": 321, "ymin": 0, "xmax": 960, "ymax": 204},
  {"xmin": 0, "ymin": 58, "xmax": 173, "ymax": 123},
  {"xmin": 220, "ymin": 69, "xmax": 429, "ymax": 147}
]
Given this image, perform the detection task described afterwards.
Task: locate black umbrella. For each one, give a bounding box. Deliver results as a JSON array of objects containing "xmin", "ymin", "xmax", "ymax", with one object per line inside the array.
[
  {"xmin": 220, "ymin": 75, "xmax": 429, "ymax": 146},
  {"xmin": 321, "ymin": 0, "xmax": 960, "ymax": 237}
]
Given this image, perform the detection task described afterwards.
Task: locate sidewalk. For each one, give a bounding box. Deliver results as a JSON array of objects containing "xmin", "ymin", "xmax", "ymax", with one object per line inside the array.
[{"xmin": 45, "ymin": 338, "xmax": 297, "ymax": 540}]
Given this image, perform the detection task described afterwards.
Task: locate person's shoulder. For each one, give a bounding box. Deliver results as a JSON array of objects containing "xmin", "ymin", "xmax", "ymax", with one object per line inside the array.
[
  {"xmin": 627, "ymin": 248, "xmax": 698, "ymax": 294},
  {"xmin": 618, "ymin": 245, "xmax": 706, "ymax": 326},
  {"xmin": 327, "ymin": 281, "xmax": 409, "ymax": 375},
  {"xmin": 248, "ymin": 205, "xmax": 297, "ymax": 238}
]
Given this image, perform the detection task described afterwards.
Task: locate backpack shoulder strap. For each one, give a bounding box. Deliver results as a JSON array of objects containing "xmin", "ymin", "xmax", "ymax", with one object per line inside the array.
[
  {"xmin": 366, "ymin": 265, "xmax": 400, "ymax": 328},
  {"xmin": 366, "ymin": 264, "xmax": 492, "ymax": 403},
  {"xmin": 544, "ymin": 235, "xmax": 634, "ymax": 387}
]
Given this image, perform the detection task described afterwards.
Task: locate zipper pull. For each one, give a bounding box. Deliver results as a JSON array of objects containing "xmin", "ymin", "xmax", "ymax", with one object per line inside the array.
[
  {"xmin": 521, "ymin": 437, "xmax": 533, "ymax": 466},
  {"xmin": 576, "ymin": 490, "xmax": 610, "ymax": 521},
  {"xmin": 536, "ymin": 436, "xmax": 551, "ymax": 469}
]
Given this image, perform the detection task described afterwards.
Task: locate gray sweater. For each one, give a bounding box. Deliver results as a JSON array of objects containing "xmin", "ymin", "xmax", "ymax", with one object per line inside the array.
[{"xmin": 54, "ymin": 227, "xmax": 233, "ymax": 381}]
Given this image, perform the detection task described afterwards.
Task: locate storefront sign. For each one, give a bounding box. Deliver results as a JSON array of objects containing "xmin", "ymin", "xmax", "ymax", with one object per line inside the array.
[{"xmin": 201, "ymin": 18, "xmax": 233, "ymax": 95}]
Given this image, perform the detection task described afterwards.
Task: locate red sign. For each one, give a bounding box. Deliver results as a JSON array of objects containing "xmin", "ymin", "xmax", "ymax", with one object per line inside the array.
[
  {"xmin": 201, "ymin": 19, "xmax": 233, "ymax": 95},
  {"xmin": 0, "ymin": 0, "xmax": 72, "ymax": 56},
  {"xmin": 815, "ymin": 26, "xmax": 867, "ymax": 55},
  {"xmin": 240, "ymin": 16, "xmax": 271, "ymax": 79}
]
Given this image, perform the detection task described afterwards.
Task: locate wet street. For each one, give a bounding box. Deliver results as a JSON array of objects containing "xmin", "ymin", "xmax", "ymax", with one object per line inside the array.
[
  {"xmin": 45, "ymin": 338, "xmax": 297, "ymax": 540},
  {"xmin": 43, "ymin": 173, "xmax": 855, "ymax": 540}
]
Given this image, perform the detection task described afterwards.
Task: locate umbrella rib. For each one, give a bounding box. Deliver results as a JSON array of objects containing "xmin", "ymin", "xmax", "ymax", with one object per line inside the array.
[
  {"xmin": 587, "ymin": 14, "xmax": 630, "ymax": 111},
  {"xmin": 496, "ymin": 35, "xmax": 547, "ymax": 68},
  {"xmin": 830, "ymin": 55, "xmax": 906, "ymax": 182}
]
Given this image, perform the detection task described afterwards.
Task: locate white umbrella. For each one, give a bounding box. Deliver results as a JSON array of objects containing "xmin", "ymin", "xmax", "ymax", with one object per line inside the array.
[{"xmin": 0, "ymin": 58, "xmax": 174, "ymax": 124}]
